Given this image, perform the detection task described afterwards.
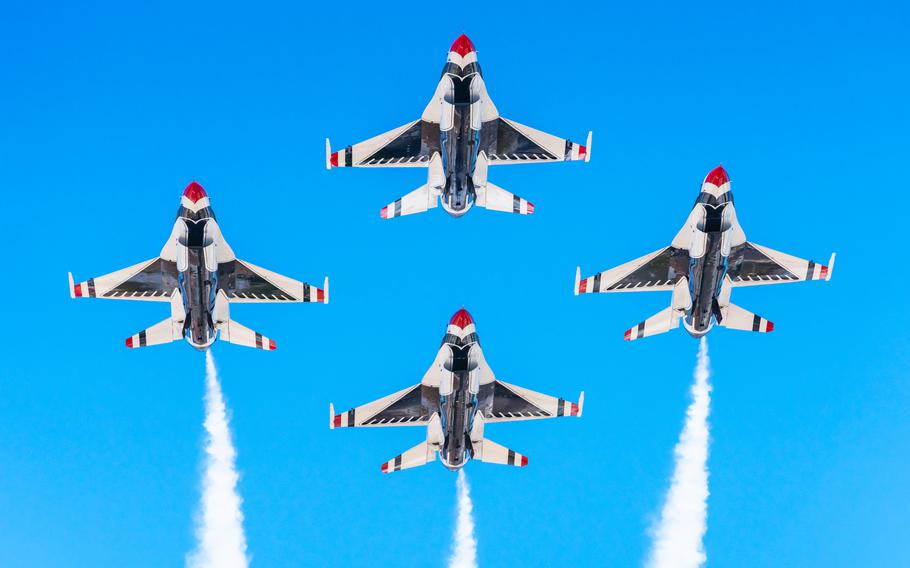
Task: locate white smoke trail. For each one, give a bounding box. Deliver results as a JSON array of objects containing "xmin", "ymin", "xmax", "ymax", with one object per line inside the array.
[
  {"xmin": 647, "ymin": 337, "xmax": 712, "ymax": 568},
  {"xmin": 187, "ymin": 351, "xmax": 249, "ymax": 568},
  {"xmin": 448, "ymin": 469, "xmax": 478, "ymax": 568}
]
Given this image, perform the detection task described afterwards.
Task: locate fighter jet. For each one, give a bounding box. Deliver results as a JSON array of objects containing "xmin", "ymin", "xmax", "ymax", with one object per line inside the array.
[
  {"xmin": 325, "ymin": 34, "xmax": 592, "ymax": 218},
  {"xmin": 330, "ymin": 308, "xmax": 584, "ymax": 473},
  {"xmin": 68, "ymin": 181, "xmax": 328, "ymax": 351},
  {"xmin": 575, "ymin": 166, "xmax": 835, "ymax": 340}
]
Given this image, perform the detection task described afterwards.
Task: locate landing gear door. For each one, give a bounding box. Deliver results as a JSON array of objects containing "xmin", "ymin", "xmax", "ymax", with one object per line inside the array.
[
  {"xmin": 689, "ymin": 206, "xmax": 708, "ymax": 259},
  {"xmin": 174, "ymin": 220, "xmax": 190, "ymax": 272},
  {"xmin": 202, "ymin": 223, "xmax": 218, "ymax": 273},
  {"xmin": 719, "ymin": 205, "xmax": 736, "ymax": 257},
  {"xmin": 440, "ymin": 77, "xmax": 455, "ymax": 132}
]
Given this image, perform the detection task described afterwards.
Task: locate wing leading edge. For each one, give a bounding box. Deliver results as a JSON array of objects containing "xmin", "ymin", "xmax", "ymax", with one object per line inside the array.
[
  {"xmin": 481, "ymin": 119, "xmax": 591, "ymax": 165},
  {"xmin": 728, "ymin": 243, "xmax": 835, "ymax": 286},
  {"xmin": 576, "ymin": 247, "xmax": 690, "ymax": 295},
  {"xmin": 479, "ymin": 380, "xmax": 584, "ymax": 424},
  {"xmin": 68, "ymin": 258, "xmax": 179, "ymax": 302},
  {"xmin": 326, "ymin": 120, "xmax": 441, "ymax": 169},
  {"xmin": 218, "ymin": 259, "xmax": 328, "ymax": 303},
  {"xmin": 330, "ymin": 384, "xmax": 440, "ymax": 429}
]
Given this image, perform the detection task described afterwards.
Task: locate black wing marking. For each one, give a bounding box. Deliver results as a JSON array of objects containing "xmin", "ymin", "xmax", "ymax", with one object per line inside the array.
[
  {"xmin": 727, "ymin": 243, "xmax": 801, "ymax": 283},
  {"xmin": 358, "ymin": 121, "xmax": 440, "ymax": 166},
  {"xmin": 479, "ymin": 381, "xmax": 552, "ymax": 420},
  {"xmin": 479, "ymin": 118, "xmax": 558, "ymax": 162},
  {"xmin": 100, "ymin": 258, "xmax": 179, "ymax": 299},
  {"xmin": 359, "ymin": 385, "xmax": 440, "ymax": 426},
  {"xmin": 218, "ymin": 260, "xmax": 297, "ymax": 301},
  {"xmin": 604, "ymin": 247, "xmax": 689, "ymax": 291}
]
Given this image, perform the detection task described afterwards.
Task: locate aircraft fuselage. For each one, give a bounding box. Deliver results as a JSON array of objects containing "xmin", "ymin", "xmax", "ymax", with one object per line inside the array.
[
  {"xmin": 438, "ymin": 340, "xmax": 481, "ymax": 470},
  {"xmin": 438, "ymin": 61, "xmax": 483, "ymax": 217},
  {"xmin": 682, "ymin": 194, "xmax": 735, "ymax": 337},
  {"xmin": 685, "ymin": 231, "xmax": 727, "ymax": 336},
  {"xmin": 176, "ymin": 206, "xmax": 218, "ymax": 350}
]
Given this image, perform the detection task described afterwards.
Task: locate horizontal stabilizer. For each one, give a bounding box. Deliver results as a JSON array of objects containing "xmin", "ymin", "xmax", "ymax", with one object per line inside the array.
[
  {"xmin": 217, "ymin": 319, "xmax": 276, "ymax": 350},
  {"xmin": 718, "ymin": 303, "xmax": 774, "ymax": 333},
  {"xmin": 380, "ymin": 184, "xmax": 437, "ymax": 219},
  {"xmin": 126, "ymin": 317, "xmax": 182, "ymax": 348},
  {"xmin": 380, "ymin": 441, "xmax": 435, "ymax": 473},
  {"xmin": 624, "ymin": 306, "xmax": 680, "ymax": 341},
  {"xmin": 475, "ymin": 438, "xmax": 528, "ymax": 467},
  {"xmin": 475, "ymin": 183, "xmax": 534, "ymax": 215}
]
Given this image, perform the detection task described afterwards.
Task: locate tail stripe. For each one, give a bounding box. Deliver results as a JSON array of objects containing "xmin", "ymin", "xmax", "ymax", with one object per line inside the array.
[
  {"xmin": 138, "ymin": 329, "xmax": 147, "ymax": 347},
  {"xmin": 593, "ymin": 273, "xmax": 602, "ymax": 293},
  {"xmin": 751, "ymin": 314, "xmax": 761, "ymax": 332},
  {"xmin": 512, "ymin": 195, "xmax": 521, "ymax": 213},
  {"xmin": 556, "ymin": 398, "xmax": 565, "ymax": 417},
  {"xmin": 87, "ymin": 278, "xmax": 96, "ymax": 298},
  {"xmin": 636, "ymin": 321, "xmax": 645, "ymax": 339},
  {"xmin": 348, "ymin": 408, "xmax": 356, "ymax": 428},
  {"xmin": 393, "ymin": 454, "xmax": 402, "ymax": 472},
  {"xmin": 507, "ymin": 449, "xmax": 516, "ymax": 466}
]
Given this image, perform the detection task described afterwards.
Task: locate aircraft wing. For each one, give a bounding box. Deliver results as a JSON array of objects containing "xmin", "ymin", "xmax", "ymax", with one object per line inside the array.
[
  {"xmin": 576, "ymin": 247, "xmax": 690, "ymax": 294},
  {"xmin": 727, "ymin": 243, "xmax": 835, "ymax": 287},
  {"xmin": 331, "ymin": 384, "xmax": 441, "ymax": 428},
  {"xmin": 326, "ymin": 120, "xmax": 441, "ymax": 168},
  {"xmin": 480, "ymin": 118, "xmax": 590, "ymax": 165},
  {"xmin": 69, "ymin": 258, "xmax": 179, "ymax": 301},
  {"xmin": 479, "ymin": 380, "xmax": 583, "ymax": 424},
  {"xmin": 217, "ymin": 259, "xmax": 328, "ymax": 303}
]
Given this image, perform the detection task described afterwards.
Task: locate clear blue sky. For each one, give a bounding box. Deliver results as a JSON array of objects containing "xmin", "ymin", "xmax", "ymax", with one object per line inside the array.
[{"xmin": 1, "ymin": 1, "xmax": 908, "ymax": 566}]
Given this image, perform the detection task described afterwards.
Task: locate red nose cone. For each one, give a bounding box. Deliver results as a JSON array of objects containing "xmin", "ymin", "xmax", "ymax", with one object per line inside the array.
[
  {"xmin": 450, "ymin": 34, "xmax": 476, "ymax": 57},
  {"xmin": 183, "ymin": 181, "xmax": 207, "ymax": 203},
  {"xmin": 703, "ymin": 165, "xmax": 729, "ymax": 187},
  {"xmin": 449, "ymin": 308, "xmax": 474, "ymax": 329}
]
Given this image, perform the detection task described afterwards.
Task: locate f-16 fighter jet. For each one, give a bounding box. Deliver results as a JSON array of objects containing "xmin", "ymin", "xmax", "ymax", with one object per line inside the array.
[
  {"xmin": 575, "ymin": 166, "xmax": 835, "ymax": 340},
  {"xmin": 325, "ymin": 34, "xmax": 592, "ymax": 219},
  {"xmin": 68, "ymin": 181, "xmax": 328, "ymax": 351},
  {"xmin": 330, "ymin": 308, "xmax": 584, "ymax": 473}
]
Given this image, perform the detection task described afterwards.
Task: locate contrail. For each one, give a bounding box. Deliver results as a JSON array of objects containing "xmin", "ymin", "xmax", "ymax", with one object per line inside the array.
[
  {"xmin": 647, "ymin": 337, "xmax": 712, "ymax": 568},
  {"xmin": 187, "ymin": 351, "xmax": 249, "ymax": 568},
  {"xmin": 448, "ymin": 469, "xmax": 478, "ymax": 568}
]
